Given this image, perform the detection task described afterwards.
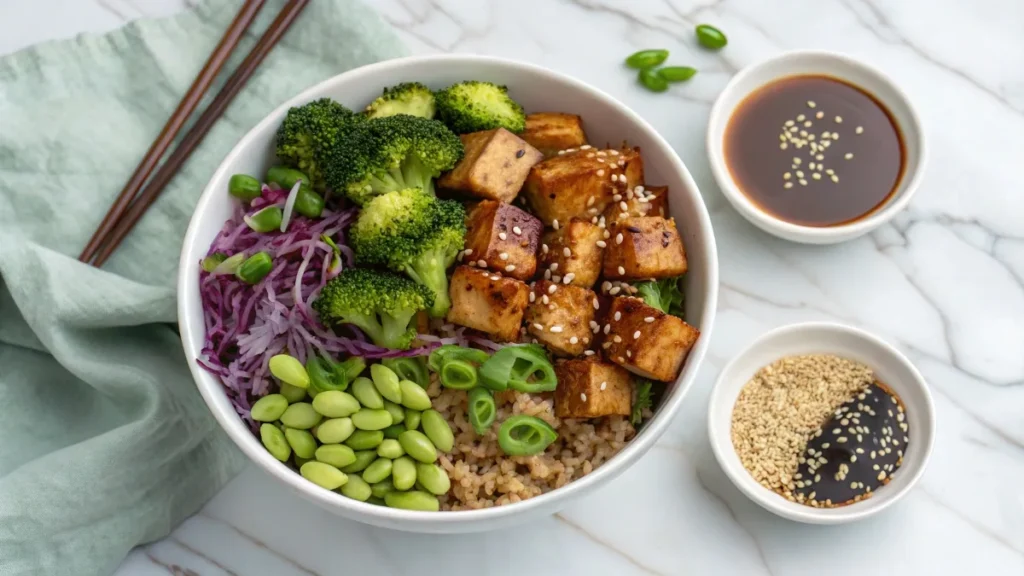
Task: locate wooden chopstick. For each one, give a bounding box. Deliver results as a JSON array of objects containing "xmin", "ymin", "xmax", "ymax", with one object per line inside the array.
[
  {"xmin": 79, "ymin": 0, "xmax": 266, "ymax": 263},
  {"xmin": 88, "ymin": 0, "xmax": 311, "ymax": 267}
]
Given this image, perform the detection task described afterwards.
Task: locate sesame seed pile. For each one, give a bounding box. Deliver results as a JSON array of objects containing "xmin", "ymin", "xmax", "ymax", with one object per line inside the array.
[
  {"xmin": 730, "ymin": 354, "xmax": 876, "ymax": 504},
  {"xmin": 778, "ymin": 100, "xmax": 864, "ymax": 189}
]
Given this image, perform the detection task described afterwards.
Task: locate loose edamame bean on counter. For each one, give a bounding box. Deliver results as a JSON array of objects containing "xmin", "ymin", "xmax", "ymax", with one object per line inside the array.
[
  {"xmin": 420, "ymin": 409, "xmax": 454, "ymax": 453},
  {"xmin": 260, "ymin": 423, "xmax": 291, "ymax": 462},
  {"xmin": 377, "ymin": 438, "xmax": 405, "ymax": 459},
  {"xmin": 351, "ymin": 376, "xmax": 384, "ymax": 409},
  {"xmin": 316, "ymin": 417, "xmax": 355, "ymax": 444},
  {"xmin": 345, "ymin": 430, "xmax": 384, "ymax": 451},
  {"xmin": 362, "ymin": 457, "xmax": 394, "ymax": 484},
  {"xmin": 311, "ymin": 390, "xmax": 360, "ymax": 418},
  {"xmin": 315, "ymin": 444, "xmax": 357, "ymax": 468},
  {"xmin": 398, "ymin": 379, "xmax": 432, "ymax": 411},
  {"xmin": 415, "ymin": 462, "xmax": 451, "ymax": 496},
  {"xmin": 385, "ymin": 490, "xmax": 439, "ymax": 511},
  {"xmin": 284, "ymin": 428, "xmax": 317, "ymax": 459},
  {"xmin": 370, "ymin": 363, "xmax": 403, "ymax": 404},
  {"xmin": 280, "ymin": 402, "xmax": 322, "ymax": 430},
  {"xmin": 300, "ymin": 461, "xmax": 348, "ymax": 490},
  {"xmin": 638, "ymin": 68, "xmax": 669, "ymax": 93},
  {"xmin": 398, "ymin": 430, "xmax": 437, "ymax": 464},
  {"xmin": 391, "ymin": 456, "xmax": 417, "ymax": 491},
  {"xmin": 695, "ymin": 24, "xmax": 727, "ymax": 49},
  {"xmin": 340, "ymin": 474, "xmax": 372, "ymax": 501},
  {"xmin": 341, "ymin": 450, "xmax": 378, "ymax": 473},
  {"xmin": 269, "ymin": 354, "xmax": 310, "ymax": 389},
  {"xmin": 250, "ymin": 394, "xmax": 288, "ymax": 422},
  {"xmin": 624, "ymin": 48, "xmax": 669, "ymax": 70}
]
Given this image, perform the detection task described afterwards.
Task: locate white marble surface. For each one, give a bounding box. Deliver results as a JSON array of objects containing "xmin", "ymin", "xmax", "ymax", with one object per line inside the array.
[{"xmin": 3, "ymin": 0, "xmax": 1023, "ymax": 574}]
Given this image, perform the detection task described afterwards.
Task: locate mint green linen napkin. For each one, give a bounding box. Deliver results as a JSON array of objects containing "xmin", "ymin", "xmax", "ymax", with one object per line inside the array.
[{"xmin": 0, "ymin": 2, "xmax": 405, "ymax": 574}]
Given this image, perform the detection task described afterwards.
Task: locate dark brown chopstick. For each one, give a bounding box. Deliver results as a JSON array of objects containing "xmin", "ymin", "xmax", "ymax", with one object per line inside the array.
[
  {"xmin": 88, "ymin": 0, "xmax": 310, "ymax": 267},
  {"xmin": 79, "ymin": 0, "xmax": 266, "ymax": 263}
]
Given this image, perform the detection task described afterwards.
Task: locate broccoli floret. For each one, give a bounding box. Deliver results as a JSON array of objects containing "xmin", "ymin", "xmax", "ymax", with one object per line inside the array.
[
  {"xmin": 635, "ymin": 276, "xmax": 685, "ymax": 318},
  {"xmin": 351, "ymin": 188, "xmax": 466, "ymax": 318},
  {"xmin": 275, "ymin": 98, "xmax": 363, "ymax": 191},
  {"xmin": 435, "ymin": 81, "xmax": 526, "ymax": 134},
  {"xmin": 312, "ymin": 268, "xmax": 434, "ymax": 350},
  {"xmin": 323, "ymin": 115, "xmax": 463, "ymax": 206},
  {"xmin": 365, "ymin": 82, "xmax": 436, "ymax": 119}
]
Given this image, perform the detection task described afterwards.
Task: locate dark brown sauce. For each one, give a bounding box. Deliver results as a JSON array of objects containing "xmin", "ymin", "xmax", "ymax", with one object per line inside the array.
[{"xmin": 724, "ymin": 75, "xmax": 905, "ymax": 227}]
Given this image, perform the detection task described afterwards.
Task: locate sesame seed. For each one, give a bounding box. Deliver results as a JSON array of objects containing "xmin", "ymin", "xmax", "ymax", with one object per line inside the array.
[
  {"xmin": 586, "ymin": 153, "xmax": 595, "ymax": 158},
  {"xmin": 603, "ymin": 324, "xmax": 611, "ymax": 334},
  {"xmin": 797, "ymin": 114, "xmax": 806, "ymax": 121},
  {"xmin": 477, "ymin": 259, "xmax": 487, "ymax": 267},
  {"xmin": 542, "ymin": 295, "xmax": 549, "ymax": 304},
  {"xmin": 467, "ymin": 260, "xmax": 476, "ymax": 267},
  {"xmin": 499, "ymin": 252, "xmax": 509, "ymax": 260},
  {"xmin": 807, "ymin": 100, "xmax": 816, "ymax": 108},
  {"xmin": 812, "ymin": 173, "xmax": 822, "ymax": 180},
  {"xmin": 644, "ymin": 317, "xmax": 655, "ymax": 323},
  {"xmin": 620, "ymin": 201, "xmax": 628, "ymax": 211},
  {"xmin": 816, "ymin": 111, "xmax": 824, "ymax": 119},
  {"xmin": 490, "ymin": 276, "xmax": 500, "ymax": 281},
  {"xmin": 464, "ymin": 249, "xmax": 474, "ymax": 256},
  {"xmin": 548, "ymin": 284, "xmax": 557, "ymax": 294},
  {"xmin": 529, "ymin": 292, "xmax": 536, "ymax": 302},
  {"xmin": 856, "ymin": 126, "xmax": 864, "ymax": 134},
  {"xmin": 793, "ymin": 157, "xmax": 802, "ymax": 165},
  {"xmin": 831, "ymin": 175, "xmax": 839, "ymax": 183},
  {"xmin": 597, "ymin": 169, "xmax": 605, "ymax": 177},
  {"xmin": 617, "ymin": 356, "xmax": 625, "ymax": 363},
  {"xmin": 617, "ymin": 266, "xmax": 626, "ymax": 275},
  {"xmin": 531, "ymin": 323, "xmax": 544, "ymax": 331},
  {"xmin": 877, "ymin": 470, "xmax": 886, "ymax": 481},
  {"xmin": 550, "ymin": 263, "xmax": 559, "ymax": 271},
  {"xmin": 609, "ymin": 286, "xmax": 621, "ymax": 295},
  {"xmin": 563, "ymin": 247, "xmax": 572, "ymax": 257},
  {"xmin": 616, "ymin": 233, "xmax": 623, "ymax": 244},
  {"xmin": 552, "ymin": 219, "xmax": 559, "ymax": 230},
  {"xmin": 596, "ymin": 240, "xmax": 607, "ymax": 248},
  {"xmin": 633, "ymin": 330, "xmax": 641, "ymax": 340},
  {"xmin": 612, "ymin": 194, "xmax": 622, "ymax": 201},
  {"xmin": 584, "ymin": 350, "xmax": 595, "ymax": 356},
  {"xmin": 587, "ymin": 196, "xmax": 595, "ymax": 207},
  {"xmin": 543, "ymin": 270, "xmax": 551, "ymax": 280},
  {"xmin": 834, "ymin": 115, "xmax": 843, "ymax": 123},
  {"xmin": 505, "ymin": 265, "xmax": 516, "ymax": 272},
  {"xmin": 600, "ymin": 381, "xmax": 607, "ymax": 390},
  {"xmin": 610, "ymin": 173, "xmax": 618, "ymax": 182},
  {"xmin": 498, "ymin": 232, "xmax": 507, "ymax": 240},
  {"xmin": 580, "ymin": 393, "xmax": 587, "ymax": 402},
  {"xmin": 610, "ymin": 150, "xmax": 619, "ymax": 156},
  {"xmin": 580, "ymin": 145, "xmax": 591, "ymax": 150},
  {"xmin": 783, "ymin": 172, "xmax": 792, "ymax": 180},
  {"xmin": 626, "ymin": 350, "xmax": 632, "ymax": 358},
  {"xmin": 613, "ymin": 311, "xmax": 622, "ymax": 321},
  {"xmin": 785, "ymin": 120, "xmax": 795, "ymax": 126},
  {"xmin": 569, "ymin": 336, "xmax": 579, "ymax": 345},
  {"xmin": 551, "ymin": 275, "xmax": 561, "ymax": 284},
  {"xmin": 837, "ymin": 436, "xmax": 847, "ymax": 443},
  {"xmin": 784, "ymin": 182, "xmax": 794, "ymax": 189},
  {"xmin": 513, "ymin": 226, "xmax": 522, "ymax": 235},
  {"xmin": 845, "ymin": 153, "xmax": 853, "ymax": 160},
  {"xmin": 613, "ymin": 335, "xmax": 622, "ymax": 343},
  {"xmin": 541, "ymin": 244, "xmax": 549, "ymax": 254},
  {"xmin": 562, "ymin": 274, "xmax": 575, "ymax": 284},
  {"xmin": 550, "ymin": 325, "xmax": 563, "ymax": 333},
  {"xmin": 602, "ymin": 342, "xmax": 612, "ymax": 349}
]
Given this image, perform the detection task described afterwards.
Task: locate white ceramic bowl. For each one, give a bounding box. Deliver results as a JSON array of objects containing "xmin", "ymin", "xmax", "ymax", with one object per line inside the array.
[
  {"xmin": 707, "ymin": 50, "xmax": 927, "ymax": 244},
  {"xmin": 708, "ymin": 322, "xmax": 935, "ymax": 524},
  {"xmin": 177, "ymin": 55, "xmax": 719, "ymax": 533}
]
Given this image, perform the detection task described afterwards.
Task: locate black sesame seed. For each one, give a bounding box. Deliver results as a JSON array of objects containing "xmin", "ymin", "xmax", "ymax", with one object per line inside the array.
[{"xmin": 516, "ymin": 149, "xmax": 526, "ymax": 158}]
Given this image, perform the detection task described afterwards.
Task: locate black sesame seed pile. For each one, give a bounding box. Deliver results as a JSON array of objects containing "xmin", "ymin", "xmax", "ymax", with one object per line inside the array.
[{"xmin": 792, "ymin": 380, "xmax": 908, "ymax": 507}]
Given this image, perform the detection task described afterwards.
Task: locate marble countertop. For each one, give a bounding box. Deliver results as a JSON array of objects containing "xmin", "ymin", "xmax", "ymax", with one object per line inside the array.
[{"xmin": 3, "ymin": 0, "xmax": 1022, "ymax": 574}]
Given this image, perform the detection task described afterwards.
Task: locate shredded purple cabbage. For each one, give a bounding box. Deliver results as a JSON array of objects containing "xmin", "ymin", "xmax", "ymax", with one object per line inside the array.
[{"xmin": 198, "ymin": 188, "xmax": 437, "ymax": 423}]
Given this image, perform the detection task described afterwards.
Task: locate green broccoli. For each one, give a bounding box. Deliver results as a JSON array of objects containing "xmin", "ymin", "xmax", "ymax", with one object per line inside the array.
[
  {"xmin": 435, "ymin": 81, "xmax": 526, "ymax": 134},
  {"xmin": 323, "ymin": 114, "xmax": 463, "ymax": 206},
  {"xmin": 635, "ymin": 276, "xmax": 685, "ymax": 318},
  {"xmin": 312, "ymin": 268, "xmax": 434, "ymax": 350},
  {"xmin": 275, "ymin": 98, "xmax": 363, "ymax": 191},
  {"xmin": 351, "ymin": 188, "xmax": 466, "ymax": 318},
  {"xmin": 365, "ymin": 82, "xmax": 436, "ymax": 119}
]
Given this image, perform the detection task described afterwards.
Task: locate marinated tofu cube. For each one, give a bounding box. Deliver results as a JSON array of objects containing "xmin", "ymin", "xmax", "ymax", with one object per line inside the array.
[
  {"xmin": 447, "ymin": 266, "xmax": 530, "ymax": 342},
  {"xmin": 538, "ymin": 218, "xmax": 605, "ymax": 288},
  {"xmin": 463, "ymin": 200, "xmax": 542, "ymax": 280},
  {"xmin": 522, "ymin": 146, "xmax": 644, "ymax": 226},
  {"xmin": 554, "ymin": 358, "xmax": 632, "ymax": 418},
  {"xmin": 438, "ymin": 128, "xmax": 544, "ymax": 203},
  {"xmin": 521, "ymin": 112, "xmax": 588, "ymax": 158},
  {"xmin": 603, "ymin": 216, "xmax": 687, "ymax": 281},
  {"xmin": 525, "ymin": 280, "xmax": 598, "ymax": 356},
  {"xmin": 602, "ymin": 297, "xmax": 699, "ymax": 382},
  {"xmin": 604, "ymin": 184, "xmax": 669, "ymax": 222}
]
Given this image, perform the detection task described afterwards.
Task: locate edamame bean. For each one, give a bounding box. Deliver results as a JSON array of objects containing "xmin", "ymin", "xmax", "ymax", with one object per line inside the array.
[
  {"xmin": 280, "ymin": 402, "xmax": 321, "ymax": 430},
  {"xmin": 404, "ymin": 410, "xmax": 421, "ymax": 431},
  {"xmin": 300, "ymin": 461, "xmax": 348, "ymax": 490},
  {"xmin": 284, "ymin": 428, "xmax": 317, "ymax": 459},
  {"xmin": 362, "ymin": 457, "xmax": 393, "ymax": 484},
  {"xmin": 371, "ymin": 480, "xmax": 395, "ymax": 499},
  {"xmin": 351, "ymin": 376, "xmax": 384, "ymax": 409},
  {"xmin": 398, "ymin": 430, "xmax": 437, "ymax": 463},
  {"xmin": 244, "ymin": 206, "xmax": 283, "ymax": 233},
  {"xmin": 382, "ymin": 356, "xmax": 429, "ymax": 388},
  {"xmin": 201, "ymin": 253, "xmax": 227, "ymax": 273},
  {"xmin": 638, "ymin": 68, "xmax": 668, "ymax": 92},
  {"xmin": 345, "ymin": 430, "xmax": 384, "ymax": 451},
  {"xmin": 352, "ymin": 408, "xmax": 393, "ymax": 431},
  {"xmin": 341, "ymin": 450, "xmax": 377, "ymax": 473},
  {"xmin": 657, "ymin": 66, "xmax": 697, "ymax": 82},
  {"xmin": 311, "ymin": 390, "xmax": 360, "ymax": 418},
  {"xmin": 339, "ymin": 474, "xmax": 372, "ymax": 501},
  {"xmin": 229, "ymin": 174, "xmax": 262, "ymax": 201},
  {"xmin": 278, "ymin": 382, "xmax": 307, "ymax": 403},
  {"xmin": 695, "ymin": 24, "xmax": 727, "ymax": 49},
  {"xmin": 382, "ymin": 401, "xmax": 405, "ymax": 426},
  {"xmin": 384, "ymin": 490, "xmax": 439, "ymax": 511},
  {"xmin": 377, "ymin": 438, "xmax": 405, "ymax": 459},
  {"xmin": 370, "ymin": 364, "xmax": 403, "ymax": 404},
  {"xmin": 398, "ymin": 379, "xmax": 431, "ymax": 411},
  {"xmin": 269, "ymin": 354, "xmax": 310, "ymax": 389},
  {"xmin": 420, "ymin": 409, "xmax": 454, "ymax": 452},
  {"xmin": 236, "ymin": 252, "xmax": 273, "ymax": 284},
  {"xmin": 624, "ymin": 49, "xmax": 669, "ymax": 70},
  {"xmin": 316, "ymin": 417, "xmax": 355, "ymax": 444},
  {"xmin": 315, "ymin": 444, "xmax": 357, "ymax": 468},
  {"xmin": 382, "ymin": 424, "xmax": 405, "ymax": 439},
  {"xmin": 294, "ymin": 186, "xmax": 324, "ymax": 219},
  {"xmin": 415, "ymin": 462, "xmax": 451, "ymax": 496},
  {"xmin": 266, "ymin": 165, "xmax": 307, "ymax": 189},
  {"xmin": 250, "ymin": 394, "xmax": 288, "ymax": 422},
  {"xmin": 294, "ymin": 456, "xmax": 311, "ymax": 468},
  {"xmin": 260, "ymin": 423, "xmax": 291, "ymax": 462},
  {"xmin": 367, "ymin": 496, "xmax": 386, "ymax": 506},
  {"xmin": 391, "ymin": 456, "xmax": 417, "ymax": 491}
]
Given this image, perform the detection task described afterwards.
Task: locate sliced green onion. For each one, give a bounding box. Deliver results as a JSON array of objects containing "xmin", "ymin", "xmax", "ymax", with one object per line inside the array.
[
  {"xmin": 467, "ymin": 387, "xmax": 496, "ymax": 435},
  {"xmin": 383, "ymin": 356, "xmax": 430, "ymax": 388},
  {"xmin": 210, "ymin": 252, "xmax": 245, "ymax": 276},
  {"xmin": 427, "ymin": 345, "xmax": 490, "ymax": 372},
  {"xmin": 201, "ymin": 252, "xmax": 227, "ymax": 273},
  {"xmin": 440, "ymin": 359, "xmax": 477, "ymax": 390},
  {"xmin": 479, "ymin": 344, "xmax": 556, "ymax": 393},
  {"xmin": 497, "ymin": 415, "xmax": 558, "ymax": 456},
  {"xmin": 243, "ymin": 206, "xmax": 283, "ymax": 233}
]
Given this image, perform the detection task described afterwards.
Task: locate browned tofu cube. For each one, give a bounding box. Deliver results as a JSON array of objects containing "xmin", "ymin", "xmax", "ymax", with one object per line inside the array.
[
  {"xmin": 603, "ymin": 184, "xmax": 669, "ymax": 222},
  {"xmin": 522, "ymin": 146, "xmax": 644, "ymax": 226},
  {"xmin": 447, "ymin": 266, "xmax": 529, "ymax": 342},
  {"xmin": 524, "ymin": 280, "xmax": 597, "ymax": 356},
  {"xmin": 538, "ymin": 218, "xmax": 605, "ymax": 288},
  {"xmin": 438, "ymin": 128, "xmax": 544, "ymax": 203},
  {"xmin": 602, "ymin": 297, "xmax": 699, "ymax": 382},
  {"xmin": 603, "ymin": 216, "xmax": 687, "ymax": 281},
  {"xmin": 463, "ymin": 200, "xmax": 542, "ymax": 280},
  {"xmin": 554, "ymin": 359, "xmax": 632, "ymax": 418},
  {"xmin": 521, "ymin": 113, "xmax": 587, "ymax": 158}
]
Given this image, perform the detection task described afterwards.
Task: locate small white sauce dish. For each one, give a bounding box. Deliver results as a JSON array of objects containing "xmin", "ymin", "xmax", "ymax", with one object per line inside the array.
[
  {"xmin": 706, "ymin": 50, "xmax": 927, "ymax": 244},
  {"xmin": 708, "ymin": 322, "xmax": 935, "ymax": 524}
]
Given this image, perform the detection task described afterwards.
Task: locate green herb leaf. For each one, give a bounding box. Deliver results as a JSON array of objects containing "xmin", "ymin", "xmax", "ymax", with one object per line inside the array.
[{"xmin": 632, "ymin": 381, "xmax": 654, "ymax": 426}]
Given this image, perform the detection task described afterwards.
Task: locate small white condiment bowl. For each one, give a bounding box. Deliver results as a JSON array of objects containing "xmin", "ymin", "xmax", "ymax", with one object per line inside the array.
[
  {"xmin": 708, "ymin": 322, "xmax": 935, "ymax": 524},
  {"xmin": 706, "ymin": 50, "xmax": 927, "ymax": 244}
]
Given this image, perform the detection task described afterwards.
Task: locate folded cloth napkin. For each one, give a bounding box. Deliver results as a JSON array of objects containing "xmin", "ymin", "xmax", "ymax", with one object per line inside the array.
[{"xmin": 0, "ymin": 1, "xmax": 405, "ymax": 574}]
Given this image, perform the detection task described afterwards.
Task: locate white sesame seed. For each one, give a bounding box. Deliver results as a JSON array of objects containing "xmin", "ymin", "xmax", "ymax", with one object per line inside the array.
[
  {"xmin": 498, "ymin": 232, "xmax": 507, "ymax": 240},
  {"xmin": 563, "ymin": 247, "xmax": 572, "ymax": 257},
  {"xmin": 499, "ymin": 252, "xmax": 509, "ymax": 260},
  {"xmin": 541, "ymin": 244, "xmax": 549, "ymax": 254},
  {"xmin": 551, "ymin": 275, "xmax": 561, "ymax": 284},
  {"xmin": 584, "ymin": 350, "xmax": 595, "ymax": 356},
  {"xmin": 590, "ymin": 215, "xmax": 599, "ymax": 224},
  {"xmin": 626, "ymin": 350, "xmax": 632, "ymax": 358},
  {"xmin": 812, "ymin": 173, "xmax": 822, "ymax": 180},
  {"xmin": 548, "ymin": 284, "xmax": 557, "ymax": 294},
  {"xmin": 799, "ymin": 179, "xmax": 808, "ymax": 186},
  {"xmin": 815, "ymin": 154, "xmax": 824, "ymax": 161},
  {"xmin": 613, "ymin": 335, "xmax": 622, "ymax": 343},
  {"xmin": 603, "ymin": 324, "xmax": 611, "ymax": 334},
  {"xmin": 601, "ymin": 281, "xmax": 612, "ymax": 291},
  {"xmin": 613, "ymin": 311, "xmax": 621, "ymax": 321},
  {"xmin": 617, "ymin": 266, "xmax": 626, "ymax": 275},
  {"xmin": 505, "ymin": 264, "xmax": 516, "ymax": 272},
  {"xmin": 464, "ymin": 248, "xmax": 474, "ymax": 256},
  {"xmin": 596, "ymin": 169, "xmax": 605, "ymax": 177},
  {"xmin": 467, "ymin": 260, "xmax": 476, "ymax": 266},
  {"xmin": 619, "ymin": 201, "xmax": 628, "ymax": 212},
  {"xmin": 586, "ymin": 152, "xmax": 595, "ymax": 158},
  {"xmin": 845, "ymin": 153, "xmax": 853, "ymax": 159},
  {"xmin": 550, "ymin": 262, "xmax": 559, "ymax": 271},
  {"xmin": 569, "ymin": 336, "xmax": 579, "ymax": 344},
  {"xmin": 477, "ymin": 259, "xmax": 487, "ymax": 267},
  {"xmin": 529, "ymin": 292, "xmax": 536, "ymax": 302},
  {"xmin": 856, "ymin": 126, "xmax": 864, "ymax": 134},
  {"xmin": 612, "ymin": 194, "xmax": 622, "ymax": 202},
  {"xmin": 552, "ymin": 219, "xmax": 559, "ymax": 230},
  {"xmin": 615, "ymin": 233, "xmax": 623, "ymax": 245},
  {"xmin": 610, "ymin": 173, "xmax": 618, "ymax": 182},
  {"xmin": 587, "ymin": 196, "xmax": 595, "ymax": 207},
  {"xmin": 596, "ymin": 240, "xmax": 607, "ymax": 248},
  {"xmin": 835, "ymin": 116, "xmax": 843, "ymax": 123},
  {"xmin": 609, "ymin": 150, "xmax": 619, "ymax": 156},
  {"xmin": 557, "ymin": 150, "xmax": 565, "ymax": 155},
  {"xmin": 562, "ymin": 274, "xmax": 574, "ymax": 285},
  {"xmin": 490, "ymin": 276, "xmax": 500, "ymax": 281},
  {"xmin": 580, "ymin": 393, "xmax": 587, "ymax": 402},
  {"xmin": 609, "ymin": 286, "xmax": 621, "ymax": 295},
  {"xmin": 803, "ymin": 120, "xmax": 812, "ymax": 127},
  {"xmin": 593, "ymin": 298, "xmax": 600, "ymax": 310},
  {"xmin": 644, "ymin": 316, "xmax": 655, "ymax": 323},
  {"xmin": 633, "ymin": 330, "xmax": 641, "ymax": 340},
  {"xmin": 533, "ymin": 323, "xmax": 543, "ymax": 330},
  {"xmin": 513, "ymin": 226, "xmax": 522, "ymax": 235},
  {"xmin": 785, "ymin": 120, "xmax": 795, "ymax": 127},
  {"xmin": 807, "ymin": 100, "xmax": 816, "ymax": 108},
  {"xmin": 543, "ymin": 269, "xmax": 551, "ymax": 280},
  {"xmin": 783, "ymin": 172, "xmax": 792, "ymax": 180},
  {"xmin": 541, "ymin": 295, "xmax": 549, "ymax": 305},
  {"xmin": 550, "ymin": 325, "xmax": 563, "ymax": 333},
  {"xmin": 831, "ymin": 175, "xmax": 839, "ymax": 183},
  {"xmin": 797, "ymin": 114, "xmax": 806, "ymax": 121},
  {"xmin": 600, "ymin": 381, "xmax": 607, "ymax": 390},
  {"xmin": 784, "ymin": 182, "xmax": 794, "ymax": 189}
]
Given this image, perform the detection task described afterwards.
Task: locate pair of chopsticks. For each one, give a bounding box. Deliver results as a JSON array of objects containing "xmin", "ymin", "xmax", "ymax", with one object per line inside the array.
[{"xmin": 78, "ymin": 0, "xmax": 310, "ymax": 267}]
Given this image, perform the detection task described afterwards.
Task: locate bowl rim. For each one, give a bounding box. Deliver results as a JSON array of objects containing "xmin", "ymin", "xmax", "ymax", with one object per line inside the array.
[
  {"xmin": 705, "ymin": 49, "xmax": 928, "ymax": 244},
  {"xmin": 707, "ymin": 321, "xmax": 936, "ymax": 524},
  {"xmin": 177, "ymin": 53, "xmax": 720, "ymax": 526}
]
